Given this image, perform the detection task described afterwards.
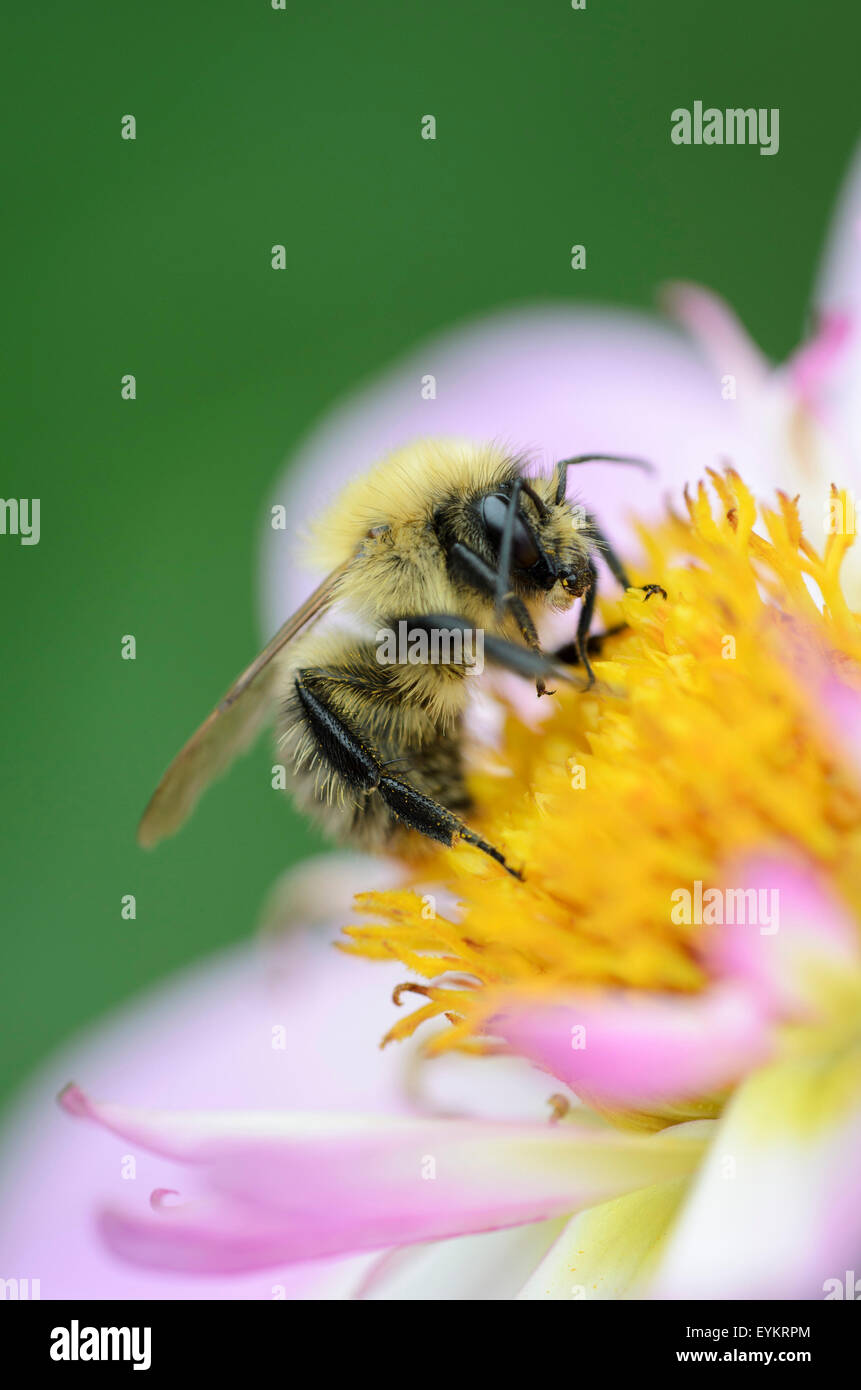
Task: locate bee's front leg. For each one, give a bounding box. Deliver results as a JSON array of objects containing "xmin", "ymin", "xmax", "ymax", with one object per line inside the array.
[
  {"xmin": 500, "ymin": 590, "xmax": 550, "ymax": 696},
  {"xmin": 447, "ymin": 541, "xmax": 549, "ymax": 696},
  {"xmin": 553, "ymin": 622, "xmax": 627, "ymax": 667}
]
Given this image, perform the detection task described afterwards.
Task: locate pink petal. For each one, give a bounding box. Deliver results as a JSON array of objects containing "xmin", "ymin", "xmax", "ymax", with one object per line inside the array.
[
  {"xmin": 100, "ymin": 1196, "xmax": 569, "ymax": 1287},
  {"xmin": 816, "ymin": 675, "xmax": 861, "ymax": 783},
  {"xmin": 63, "ymin": 1089, "xmax": 705, "ymax": 1270},
  {"xmin": 787, "ymin": 310, "xmax": 855, "ymax": 419},
  {"xmin": 708, "ymin": 855, "xmax": 860, "ymax": 1021},
  {"xmin": 488, "ymin": 984, "xmax": 770, "ymax": 1109}
]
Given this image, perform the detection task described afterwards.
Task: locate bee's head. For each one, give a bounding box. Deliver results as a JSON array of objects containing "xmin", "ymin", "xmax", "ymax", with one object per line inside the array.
[{"xmin": 477, "ymin": 482, "xmax": 592, "ymax": 606}]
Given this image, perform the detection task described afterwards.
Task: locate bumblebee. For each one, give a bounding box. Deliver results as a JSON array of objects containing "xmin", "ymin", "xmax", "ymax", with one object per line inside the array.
[{"xmin": 139, "ymin": 440, "xmax": 664, "ymax": 877}]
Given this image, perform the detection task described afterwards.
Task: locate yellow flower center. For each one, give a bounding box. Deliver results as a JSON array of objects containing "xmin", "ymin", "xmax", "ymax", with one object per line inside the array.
[{"xmin": 340, "ymin": 472, "xmax": 861, "ymax": 1057}]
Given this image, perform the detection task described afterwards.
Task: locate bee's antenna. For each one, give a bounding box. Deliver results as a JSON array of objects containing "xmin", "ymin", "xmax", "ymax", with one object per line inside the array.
[{"xmin": 554, "ymin": 454, "xmax": 655, "ymax": 505}]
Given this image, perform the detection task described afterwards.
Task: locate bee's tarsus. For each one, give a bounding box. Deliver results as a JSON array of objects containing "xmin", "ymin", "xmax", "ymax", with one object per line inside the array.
[
  {"xmin": 642, "ymin": 583, "xmax": 668, "ymax": 601},
  {"xmin": 456, "ymin": 826, "xmax": 522, "ymax": 878}
]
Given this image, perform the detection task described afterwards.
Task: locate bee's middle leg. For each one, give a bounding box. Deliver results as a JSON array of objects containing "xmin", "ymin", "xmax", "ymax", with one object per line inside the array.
[
  {"xmin": 553, "ymin": 522, "xmax": 667, "ymax": 677},
  {"xmin": 398, "ymin": 613, "xmax": 573, "ymax": 689},
  {"xmin": 293, "ymin": 675, "xmax": 522, "ymax": 879},
  {"xmin": 553, "ymin": 622, "xmax": 627, "ymax": 668}
]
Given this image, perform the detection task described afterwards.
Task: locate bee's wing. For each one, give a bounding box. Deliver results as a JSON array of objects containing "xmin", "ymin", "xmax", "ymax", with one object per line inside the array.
[{"xmin": 137, "ymin": 554, "xmax": 356, "ymax": 848}]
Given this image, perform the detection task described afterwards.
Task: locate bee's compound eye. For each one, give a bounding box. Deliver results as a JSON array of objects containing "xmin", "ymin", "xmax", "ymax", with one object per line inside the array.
[{"xmin": 480, "ymin": 493, "xmax": 540, "ymax": 570}]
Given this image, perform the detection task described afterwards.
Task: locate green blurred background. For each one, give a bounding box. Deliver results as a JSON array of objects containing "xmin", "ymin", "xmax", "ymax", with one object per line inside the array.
[{"xmin": 2, "ymin": 0, "xmax": 859, "ymax": 1115}]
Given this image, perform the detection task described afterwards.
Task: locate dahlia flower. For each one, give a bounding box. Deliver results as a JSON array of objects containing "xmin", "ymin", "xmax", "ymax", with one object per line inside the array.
[{"xmin": 60, "ymin": 472, "xmax": 861, "ymax": 1297}]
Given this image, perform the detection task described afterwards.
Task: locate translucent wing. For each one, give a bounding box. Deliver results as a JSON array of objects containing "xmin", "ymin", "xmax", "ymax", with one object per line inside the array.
[{"xmin": 138, "ymin": 555, "xmax": 355, "ymax": 848}]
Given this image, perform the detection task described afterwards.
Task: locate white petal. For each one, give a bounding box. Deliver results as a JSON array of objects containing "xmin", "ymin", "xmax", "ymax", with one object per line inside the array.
[
  {"xmin": 650, "ymin": 1046, "xmax": 861, "ymax": 1299},
  {"xmin": 519, "ymin": 1179, "xmax": 689, "ymax": 1300}
]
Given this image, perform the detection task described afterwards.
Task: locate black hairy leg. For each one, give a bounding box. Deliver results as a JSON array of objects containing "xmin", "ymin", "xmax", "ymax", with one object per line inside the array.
[
  {"xmin": 446, "ymin": 542, "xmax": 550, "ymax": 694},
  {"xmin": 551, "ymin": 517, "xmax": 666, "ymax": 683},
  {"xmin": 572, "ymin": 557, "xmax": 599, "ymax": 688},
  {"xmin": 587, "ymin": 517, "xmax": 667, "ymax": 601},
  {"xmin": 293, "ymin": 674, "xmax": 522, "ymax": 879},
  {"xmin": 398, "ymin": 612, "xmax": 575, "ymax": 688},
  {"xmin": 553, "ymin": 453, "xmax": 655, "ymax": 505},
  {"xmin": 553, "ymin": 622, "xmax": 628, "ymax": 667},
  {"xmin": 493, "ymin": 474, "xmax": 547, "ymax": 610}
]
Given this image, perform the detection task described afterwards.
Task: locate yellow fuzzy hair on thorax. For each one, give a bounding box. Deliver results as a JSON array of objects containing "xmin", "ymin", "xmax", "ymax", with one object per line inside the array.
[{"xmin": 306, "ymin": 438, "xmax": 517, "ymax": 568}]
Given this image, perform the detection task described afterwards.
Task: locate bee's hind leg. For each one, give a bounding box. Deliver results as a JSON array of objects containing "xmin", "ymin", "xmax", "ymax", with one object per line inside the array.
[
  {"xmin": 377, "ymin": 775, "xmax": 522, "ymax": 880},
  {"xmin": 293, "ymin": 674, "xmax": 522, "ymax": 880}
]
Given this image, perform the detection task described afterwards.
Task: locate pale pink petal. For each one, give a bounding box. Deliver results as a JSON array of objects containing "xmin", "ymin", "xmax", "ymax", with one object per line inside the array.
[
  {"xmin": 661, "ymin": 280, "xmax": 771, "ymax": 396},
  {"xmin": 663, "ymin": 278, "xmax": 857, "ymax": 587},
  {"xmin": 1, "ymin": 866, "xmax": 452, "ymax": 1302},
  {"xmin": 816, "ymin": 138, "xmax": 861, "ymax": 320},
  {"xmin": 64, "ymin": 1089, "xmax": 705, "ymax": 1270},
  {"xmin": 811, "ymin": 138, "xmax": 861, "ymax": 504},
  {"xmin": 488, "ymin": 984, "xmax": 769, "ymax": 1109}
]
